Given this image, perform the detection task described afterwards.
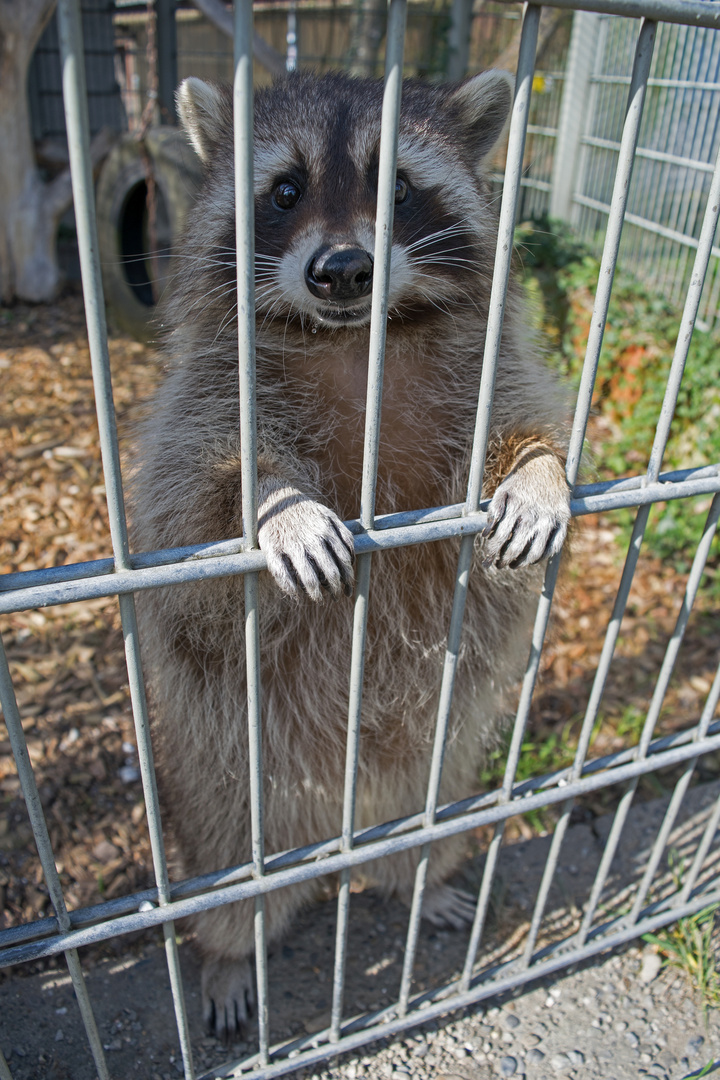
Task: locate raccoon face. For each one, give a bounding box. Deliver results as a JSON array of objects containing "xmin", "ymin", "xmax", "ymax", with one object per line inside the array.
[{"xmin": 177, "ymin": 70, "xmax": 513, "ymax": 332}]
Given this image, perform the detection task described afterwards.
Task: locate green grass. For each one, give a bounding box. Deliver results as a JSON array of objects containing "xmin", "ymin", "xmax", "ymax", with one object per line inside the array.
[
  {"xmin": 643, "ymin": 903, "xmax": 720, "ymax": 1015},
  {"xmin": 516, "ymin": 217, "xmax": 720, "ymax": 590}
]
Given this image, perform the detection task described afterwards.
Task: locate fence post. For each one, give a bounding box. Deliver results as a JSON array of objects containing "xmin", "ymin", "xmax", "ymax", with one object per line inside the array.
[
  {"xmin": 446, "ymin": 0, "xmax": 473, "ymax": 80},
  {"xmin": 156, "ymin": 0, "xmax": 178, "ymax": 124},
  {"xmin": 549, "ymin": 9, "xmax": 600, "ymax": 222}
]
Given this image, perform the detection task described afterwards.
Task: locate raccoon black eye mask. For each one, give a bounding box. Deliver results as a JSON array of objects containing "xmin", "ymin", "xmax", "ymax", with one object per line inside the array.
[{"xmin": 131, "ymin": 69, "xmax": 571, "ymax": 1042}]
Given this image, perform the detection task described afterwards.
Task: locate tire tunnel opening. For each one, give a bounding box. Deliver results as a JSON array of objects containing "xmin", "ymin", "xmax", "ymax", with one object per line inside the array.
[{"xmin": 119, "ymin": 180, "xmax": 172, "ymax": 307}]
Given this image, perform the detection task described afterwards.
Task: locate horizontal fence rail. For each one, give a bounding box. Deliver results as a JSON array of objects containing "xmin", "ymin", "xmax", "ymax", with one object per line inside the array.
[{"xmin": 2, "ymin": 0, "xmax": 720, "ymax": 1078}]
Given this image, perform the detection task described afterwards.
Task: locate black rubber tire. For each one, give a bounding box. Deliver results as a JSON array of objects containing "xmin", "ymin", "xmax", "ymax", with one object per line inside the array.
[{"xmin": 95, "ymin": 127, "xmax": 203, "ymax": 342}]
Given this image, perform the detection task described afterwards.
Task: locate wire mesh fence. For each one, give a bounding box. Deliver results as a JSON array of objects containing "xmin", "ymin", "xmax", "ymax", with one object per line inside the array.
[{"xmin": 2, "ymin": 2, "xmax": 720, "ymax": 1079}]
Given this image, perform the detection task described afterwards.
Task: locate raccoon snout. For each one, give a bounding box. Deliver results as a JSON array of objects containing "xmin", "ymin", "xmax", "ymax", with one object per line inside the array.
[{"xmin": 305, "ymin": 245, "xmax": 373, "ymax": 302}]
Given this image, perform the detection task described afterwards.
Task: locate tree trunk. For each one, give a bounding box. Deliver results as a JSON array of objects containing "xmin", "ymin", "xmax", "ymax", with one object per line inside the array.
[{"xmin": 0, "ymin": 0, "xmax": 61, "ymax": 302}]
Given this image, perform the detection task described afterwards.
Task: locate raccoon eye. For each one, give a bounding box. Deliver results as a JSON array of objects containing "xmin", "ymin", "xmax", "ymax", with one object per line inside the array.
[
  {"xmin": 395, "ymin": 176, "xmax": 410, "ymax": 204},
  {"xmin": 273, "ymin": 180, "xmax": 302, "ymax": 210}
]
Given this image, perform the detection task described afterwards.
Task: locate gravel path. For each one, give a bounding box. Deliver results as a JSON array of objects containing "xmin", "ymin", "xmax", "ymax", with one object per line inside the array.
[{"xmin": 304, "ymin": 943, "xmax": 718, "ymax": 1080}]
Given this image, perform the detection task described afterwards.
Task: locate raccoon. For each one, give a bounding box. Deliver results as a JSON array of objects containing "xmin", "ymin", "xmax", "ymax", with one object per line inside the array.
[{"xmin": 132, "ymin": 70, "xmax": 571, "ymax": 1040}]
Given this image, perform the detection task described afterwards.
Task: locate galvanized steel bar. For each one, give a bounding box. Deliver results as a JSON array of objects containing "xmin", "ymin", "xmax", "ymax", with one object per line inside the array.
[
  {"xmin": 233, "ymin": 0, "xmax": 269, "ymax": 1064},
  {"xmin": 465, "ymin": 2, "xmax": 541, "ymax": 514},
  {"xmin": 573, "ymin": 193, "xmax": 720, "ymax": 258},
  {"xmin": 565, "ymin": 17, "xmax": 657, "ymax": 483},
  {"xmin": 567, "ymin": 131, "xmax": 720, "ymax": 939},
  {"xmin": 331, "ymin": 0, "xmax": 407, "ymax": 1038},
  {"xmin": 6, "ymin": 711, "xmax": 719, "ymax": 957},
  {"xmin": 0, "ymin": 636, "xmax": 110, "ymax": 1080},
  {"xmin": 398, "ymin": 1, "xmax": 542, "ymax": 1011},
  {"xmin": 360, "ymin": 0, "xmax": 407, "ymax": 530},
  {"xmin": 330, "ymin": 551, "xmax": 373, "ymax": 1041},
  {"xmin": 119, "ymin": 594, "xmax": 196, "ymax": 1078},
  {"xmin": 56, "ymin": 0, "xmax": 130, "ymax": 572},
  {"xmin": 514, "ymin": 16, "xmax": 661, "ymax": 967},
  {"xmin": 461, "ymin": 555, "xmax": 562, "ymax": 988},
  {"xmin": 579, "ymin": 492, "xmax": 720, "ymax": 942},
  {"xmin": 52, "ymin": 0, "xmax": 196, "ymax": 1073},
  {"xmin": 628, "ymin": 653, "xmax": 720, "ymax": 922},
  {"xmin": 465, "ymin": 2, "xmax": 649, "ymax": 989}
]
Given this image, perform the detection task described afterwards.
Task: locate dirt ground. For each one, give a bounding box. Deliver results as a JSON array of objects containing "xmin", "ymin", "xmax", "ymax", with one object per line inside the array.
[{"xmin": 1, "ymin": 292, "xmax": 719, "ymax": 1076}]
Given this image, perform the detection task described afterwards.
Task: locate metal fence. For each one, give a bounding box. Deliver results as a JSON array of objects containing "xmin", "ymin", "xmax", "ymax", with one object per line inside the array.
[
  {"xmin": 521, "ymin": 7, "xmax": 720, "ymax": 330},
  {"xmin": 2, "ymin": 1, "xmax": 720, "ymax": 1079}
]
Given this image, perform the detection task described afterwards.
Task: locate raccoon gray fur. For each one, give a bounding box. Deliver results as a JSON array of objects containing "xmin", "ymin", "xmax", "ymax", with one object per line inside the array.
[{"xmin": 132, "ymin": 69, "xmax": 571, "ymax": 1040}]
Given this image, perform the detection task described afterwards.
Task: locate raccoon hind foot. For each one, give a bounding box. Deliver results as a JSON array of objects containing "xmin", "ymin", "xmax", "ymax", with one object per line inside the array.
[
  {"xmin": 201, "ymin": 955, "xmax": 255, "ymax": 1043},
  {"xmin": 421, "ymin": 883, "xmax": 477, "ymax": 930}
]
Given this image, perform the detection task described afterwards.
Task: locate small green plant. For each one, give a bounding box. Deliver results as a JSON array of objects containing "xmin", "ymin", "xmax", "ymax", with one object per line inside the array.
[
  {"xmin": 643, "ymin": 902, "xmax": 720, "ymax": 1014},
  {"xmin": 516, "ymin": 217, "xmax": 720, "ymax": 592},
  {"xmin": 689, "ymin": 1060, "xmax": 716, "ymax": 1079}
]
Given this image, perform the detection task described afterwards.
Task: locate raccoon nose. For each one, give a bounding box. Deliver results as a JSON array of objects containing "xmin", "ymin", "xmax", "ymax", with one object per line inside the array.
[{"xmin": 305, "ymin": 245, "xmax": 373, "ymax": 301}]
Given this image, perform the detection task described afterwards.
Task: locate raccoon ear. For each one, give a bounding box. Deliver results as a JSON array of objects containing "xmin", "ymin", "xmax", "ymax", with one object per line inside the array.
[
  {"xmin": 176, "ymin": 77, "xmax": 231, "ymax": 163},
  {"xmin": 448, "ymin": 70, "xmax": 514, "ymax": 167}
]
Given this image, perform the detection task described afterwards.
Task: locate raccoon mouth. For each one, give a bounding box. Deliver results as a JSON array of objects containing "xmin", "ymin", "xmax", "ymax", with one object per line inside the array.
[{"xmin": 312, "ymin": 304, "xmax": 372, "ymax": 328}]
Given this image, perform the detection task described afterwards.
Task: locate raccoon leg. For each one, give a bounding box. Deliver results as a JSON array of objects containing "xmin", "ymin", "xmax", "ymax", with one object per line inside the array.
[{"xmin": 482, "ymin": 443, "xmax": 570, "ymax": 569}]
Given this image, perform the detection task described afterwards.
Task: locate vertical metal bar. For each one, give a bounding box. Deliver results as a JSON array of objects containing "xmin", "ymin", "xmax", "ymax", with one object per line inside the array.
[
  {"xmin": 56, "ymin": 0, "xmax": 130, "ymax": 572},
  {"xmin": 234, "ymin": 0, "xmax": 269, "ymax": 1063},
  {"xmin": 515, "ymin": 18, "xmax": 660, "ymax": 969},
  {"xmin": 361, "ymin": 0, "xmax": 407, "ymax": 531},
  {"xmin": 446, "ymin": 0, "xmax": 473, "ymax": 81},
  {"xmin": 401, "ymin": 3, "xmax": 544, "ymax": 1006},
  {"xmin": 461, "ymin": 555, "xmax": 561, "ymax": 989},
  {"xmin": 550, "ymin": 11, "xmax": 601, "ymax": 222},
  {"xmin": 629, "ymin": 653, "xmax": 720, "ymax": 922},
  {"xmin": 0, "ymin": 638, "xmax": 110, "ymax": 1080},
  {"xmin": 119, "ymin": 595, "xmax": 195, "ymax": 1078},
  {"xmin": 464, "ymin": 7, "xmax": 653, "ymax": 993},
  {"xmin": 579, "ymin": 492, "xmax": 720, "ymax": 942},
  {"xmin": 565, "ymin": 18, "xmax": 657, "ymax": 484},
  {"xmin": 56, "ymin": 0, "xmax": 196, "ymax": 1073},
  {"xmin": 156, "ymin": 0, "xmax": 178, "ymax": 124},
  {"xmin": 330, "ymin": 0, "xmax": 407, "ymax": 1040}
]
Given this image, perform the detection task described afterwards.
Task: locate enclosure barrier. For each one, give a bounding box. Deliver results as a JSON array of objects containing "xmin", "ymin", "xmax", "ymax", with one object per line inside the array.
[{"xmin": 2, "ymin": 1, "xmax": 720, "ymax": 1078}]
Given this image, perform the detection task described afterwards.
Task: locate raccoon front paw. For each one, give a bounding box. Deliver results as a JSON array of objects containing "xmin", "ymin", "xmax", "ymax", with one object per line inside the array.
[
  {"xmin": 201, "ymin": 955, "xmax": 255, "ymax": 1043},
  {"xmin": 482, "ymin": 459, "xmax": 570, "ymax": 569},
  {"xmin": 258, "ymin": 488, "xmax": 355, "ymax": 601}
]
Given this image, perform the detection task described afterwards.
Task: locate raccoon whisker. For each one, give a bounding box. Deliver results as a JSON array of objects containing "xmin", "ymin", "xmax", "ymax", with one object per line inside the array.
[
  {"xmin": 414, "ymin": 257, "xmax": 485, "ymax": 273},
  {"xmin": 403, "ymin": 221, "xmax": 474, "ymax": 252}
]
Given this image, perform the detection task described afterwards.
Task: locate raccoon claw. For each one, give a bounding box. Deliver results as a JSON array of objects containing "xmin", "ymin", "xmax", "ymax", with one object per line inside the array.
[
  {"xmin": 258, "ymin": 490, "xmax": 355, "ymax": 601},
  {"xmin": 421, "ymin": 884, "xmax": 477, "ymax": 930},
  {"xmin": 482, "ymin": 467, "xmax": 570, "ymax": 570},
  {"xmin": 202, "ymin": 956, "xmax": 255, "ymax": 1043}
]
